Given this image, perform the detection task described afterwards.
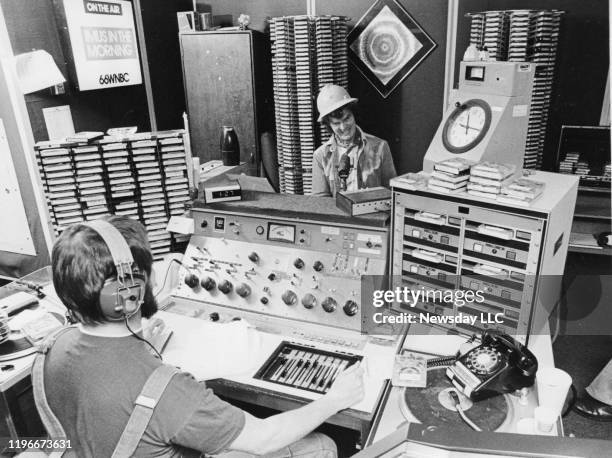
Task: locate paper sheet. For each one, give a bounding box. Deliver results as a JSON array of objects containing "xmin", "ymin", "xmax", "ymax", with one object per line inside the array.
[
  {"xmin": 42, "ymin": 105, "xmax": 75, "ymax": 141},
  {"xmin": 159, "ymin": 312, "xmax": 262, "ymax": 380}
]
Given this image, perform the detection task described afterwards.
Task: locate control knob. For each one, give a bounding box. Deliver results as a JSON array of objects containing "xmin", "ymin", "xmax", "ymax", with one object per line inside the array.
[
  {"xmin": 343, "ymin": 300, "xmax": 359, "ymax": 316},
  {"xmin": 313, "ymin": 261, "xmax": 324, "ymax": 272},
  {"xmin": 184, "ymin": 273, "xmax": 199, "ymax": 288},
  {"xmin": 218, "ymin": 280, "xmax": 233, "ymax": 294},
  {"xmin": 293, "ymin": 258, "xmax": 305, "ymax": 269},
  {"xmin": 282, "ymin": 290, "xmax": 298, "ymax": 306},
  {"xmin": 209, "ymin": 312, "xmax": 220, "ymax": 322},
  {"xmin": 236, "ymin": 283, "xmax": 251, "ymax": 298},
  {"xmin": 321, "ymin": 297, "xmax": 337, "ymax": 313},
  {"xmin": 301, "ymin": 293, "xmax": 317, "ymax": 309},
  {"xmin": 267, "ymin": 273, "xmax": 277, "ymax": 281},
  {"xmin": 200, "ymin": 276, "xmax": 216, "ymax": 291},
  {"xmin": 248, "ymin": 252, "xmax": 260, "ymax": 263}
]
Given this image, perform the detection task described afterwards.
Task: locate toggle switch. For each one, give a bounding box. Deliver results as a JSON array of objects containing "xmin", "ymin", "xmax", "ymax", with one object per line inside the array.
[
  {"xmin": 260, "ymin": 296, "xmax": 269, "ymax": 305},
  {"xmin": 313, "ymin": 261, "xmax": 324, "ymax": 272},
  {"xmin": 248, "ymin": 252, "xmax": 260, "ymax": 263},
  {"xmin": 293, "ymin": 258, "xmax": 305, "ymax": 269},
  {"xmin": 209, "ymin": 312, "xmax": 220, "ymax": 322}
]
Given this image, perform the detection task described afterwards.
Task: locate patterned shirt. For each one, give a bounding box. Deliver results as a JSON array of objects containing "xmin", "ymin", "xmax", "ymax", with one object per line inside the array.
[{"xmin": 312, "ymin": 126, "xmax": 397, "ymax": 197}]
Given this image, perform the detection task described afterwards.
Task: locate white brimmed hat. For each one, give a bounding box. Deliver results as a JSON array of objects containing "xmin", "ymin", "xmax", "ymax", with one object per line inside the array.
[{"xmin": 316, "ymin": 84, "xmax": 358, "ymax": 122}]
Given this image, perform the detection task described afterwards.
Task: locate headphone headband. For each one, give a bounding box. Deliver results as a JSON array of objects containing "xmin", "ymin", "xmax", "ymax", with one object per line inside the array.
[{"xmin": 83, "ymin": 220, "xmax": 134, "ymax": 281}]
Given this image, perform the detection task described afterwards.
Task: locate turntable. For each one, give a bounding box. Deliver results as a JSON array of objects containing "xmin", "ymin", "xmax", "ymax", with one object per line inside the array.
[
  {"xmin": 366, "ymin": 332, "xmax": 557, "ymax": 447},
  {"xmin": 400, "ymin": 366, "xmax": 513, "ymax": 432}
]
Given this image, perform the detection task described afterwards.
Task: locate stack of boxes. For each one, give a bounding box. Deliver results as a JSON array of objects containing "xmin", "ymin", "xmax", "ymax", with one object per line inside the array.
[
  {"xmin": 35, "ymin": 130, "xmax": 191, "ymax": 260},
  {"xmin": 270, "ymin": 15, "xmax": 349, "ymax": 195},
  {"xmin": 467, "ymin": 9, "xmax": 563, "ymax": 169}
]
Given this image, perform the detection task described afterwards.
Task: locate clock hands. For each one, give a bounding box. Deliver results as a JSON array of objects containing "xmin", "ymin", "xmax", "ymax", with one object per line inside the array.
[{"xmin": 459, "ymin": 123, "xmax": 480, "ymax": 132}]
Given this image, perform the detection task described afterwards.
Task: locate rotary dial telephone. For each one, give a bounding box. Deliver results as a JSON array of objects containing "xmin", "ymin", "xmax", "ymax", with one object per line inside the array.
[{"xmin": 446, "ymin": 331, "xmax": 538, "ymax": 400}]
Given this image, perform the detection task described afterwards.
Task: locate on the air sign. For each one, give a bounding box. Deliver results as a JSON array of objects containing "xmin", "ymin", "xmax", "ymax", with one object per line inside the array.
[
  {"xmin": 61, "ymin": 0, "xmax": 142, "ymax": 90},
  {"xmin": 83, "ymin": 0, "xmax": 122, "ymax": 15}
]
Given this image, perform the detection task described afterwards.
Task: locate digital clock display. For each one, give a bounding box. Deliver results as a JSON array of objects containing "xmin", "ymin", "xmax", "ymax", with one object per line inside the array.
[
  {"xmin": 212, "ymin": 189, "xmax": 239, "ymax": 198},
  {"xmin": 267, "ymin": 223, "xmax": 296, "ymax": 243}
]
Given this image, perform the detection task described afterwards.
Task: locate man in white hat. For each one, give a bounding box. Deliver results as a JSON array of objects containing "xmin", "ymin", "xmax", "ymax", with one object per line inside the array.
[{"xmin": 312, "ymin": 84, "xmax": 397, "ymax": 197}]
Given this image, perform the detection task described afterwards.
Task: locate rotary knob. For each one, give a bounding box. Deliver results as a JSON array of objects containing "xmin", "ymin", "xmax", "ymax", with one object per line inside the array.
[
  {"xmin": 218, "ymin": 279, "xmax": 233, "ymax": 294},
  {"xmin": 293, "ymin": 258, "xmax": 305, "ymax": 269},
  {"xmin": 282, "ymin": 290, "xmax": 298, "ymax": 306},
  {"xmin": 343, "ymin": 300, "xmax": 359, "ymax": 316},
  {"xmin": 248, "ymin": 252, "xmax": 260, "ymax": 263},
  {"xmin": 200, "ymin": 276, "xmax": 216, "ymax": 291},
  {"xmin": 321, "ymin": 297, "xmax": 337, "ymax": 313},
  {"xmin": 236, "ymin": 283, "xmax": 251, "ymax": 298},
  {"xmin": 184, "ymin": 273, "xmax": 199, "ymax": 288},
  {"xmin": 313, "ymin": 261, "xmax": 324, "ymax": 272},
  {"xmin": 301, "ymin": 293, "xmax": 317, "ymax": 309}
]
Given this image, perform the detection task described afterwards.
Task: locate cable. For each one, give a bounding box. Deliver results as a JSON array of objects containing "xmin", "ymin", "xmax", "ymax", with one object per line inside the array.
[
  {"xmin": 449, "ymin": 390, "xmax": 482, "ymax": 432},
  {"xmin": 427, "ymin": 355, "xmax": 457, "ymax": 368},
  {"xmin": 154, "ymin": 258, "xmax": 183, "ymax": 298},
  {"xmin": 125, "ymin": 316, "xmax": 163, "ymax": 361}
]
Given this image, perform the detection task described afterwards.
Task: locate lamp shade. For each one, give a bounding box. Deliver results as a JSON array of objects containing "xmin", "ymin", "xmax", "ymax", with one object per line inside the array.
[{"xmin": 14, "ymin": 50, "xmax": 65, "ymax": 94}]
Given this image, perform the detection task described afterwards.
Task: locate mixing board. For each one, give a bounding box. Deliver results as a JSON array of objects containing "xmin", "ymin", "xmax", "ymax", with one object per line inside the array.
[{"xmin": 163, "ymin": 193, "xmax": 405, "ymax": 436}]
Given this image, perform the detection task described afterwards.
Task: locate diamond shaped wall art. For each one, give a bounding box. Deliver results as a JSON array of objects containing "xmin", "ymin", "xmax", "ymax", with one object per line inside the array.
[{"xmin": 348, "ymin": 0, "xmax": 437, "ymax": 97}]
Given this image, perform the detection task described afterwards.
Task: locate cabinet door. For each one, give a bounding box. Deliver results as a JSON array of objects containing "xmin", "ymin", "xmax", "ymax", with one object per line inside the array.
[{"xmin": 181, "ymin": 32, "xmax": 257, "ymax": 175}]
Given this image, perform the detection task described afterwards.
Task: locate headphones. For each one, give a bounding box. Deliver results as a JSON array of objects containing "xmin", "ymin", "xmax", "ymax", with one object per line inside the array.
[{"xmin": 83, "ymin": 220, "xmax": 145, "ymax": 321}]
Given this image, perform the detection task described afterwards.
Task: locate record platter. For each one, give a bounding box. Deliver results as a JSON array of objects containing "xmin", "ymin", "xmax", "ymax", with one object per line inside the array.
[{"xmin": 399, "ymin": 366, "xmax": 513, "ymax": 432}]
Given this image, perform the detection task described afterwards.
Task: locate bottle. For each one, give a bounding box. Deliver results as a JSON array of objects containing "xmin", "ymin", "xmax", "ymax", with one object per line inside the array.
[{"xmin": 220, "ymin": 126, "xmax": 240, "ymax": 166}]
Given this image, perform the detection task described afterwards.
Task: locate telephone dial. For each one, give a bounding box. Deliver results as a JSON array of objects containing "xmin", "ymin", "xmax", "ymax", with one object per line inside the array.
[{"xmin": 446, "ymin": 331, "xmax": 538, "ymax": 400}]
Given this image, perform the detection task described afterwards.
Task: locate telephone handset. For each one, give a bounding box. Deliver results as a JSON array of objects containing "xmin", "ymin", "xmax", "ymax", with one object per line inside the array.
[{"xmin": 446, "ymin": 331, "xmax": 538, "ymax": 400}]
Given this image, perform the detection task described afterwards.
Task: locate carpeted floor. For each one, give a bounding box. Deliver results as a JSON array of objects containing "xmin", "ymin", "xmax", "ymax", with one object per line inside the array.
[{"xmin": 553, "ymin": 335, "xmax": 612, "ymax": 440}]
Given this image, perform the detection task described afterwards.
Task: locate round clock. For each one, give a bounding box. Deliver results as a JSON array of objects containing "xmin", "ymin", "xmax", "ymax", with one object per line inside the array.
[{"xmin": 442, "ymin": 99, "xmax": 492, "ymax": 154}]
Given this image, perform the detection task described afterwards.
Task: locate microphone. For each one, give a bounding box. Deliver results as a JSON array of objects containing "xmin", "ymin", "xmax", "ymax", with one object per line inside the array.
[{"xmin": 338, "ymin": 153, "xmax": 351, "ymax": 181}]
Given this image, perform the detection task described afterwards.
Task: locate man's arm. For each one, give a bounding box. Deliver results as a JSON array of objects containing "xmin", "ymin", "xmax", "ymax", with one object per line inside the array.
[{"xmin": 228, "ymin": 363, "xmax": 364, "ymax": 455}]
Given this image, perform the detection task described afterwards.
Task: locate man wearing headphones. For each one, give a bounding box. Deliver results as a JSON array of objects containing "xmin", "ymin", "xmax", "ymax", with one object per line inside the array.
[{"xmin": 39, "ymin": 215, "xmax": 364, "ymax": 457}]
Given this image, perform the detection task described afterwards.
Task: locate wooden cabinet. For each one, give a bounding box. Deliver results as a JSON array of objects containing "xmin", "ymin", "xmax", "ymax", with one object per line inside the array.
[{"xmin": 180, "ymin": 31, "xmax": 272, "ymax": 176}]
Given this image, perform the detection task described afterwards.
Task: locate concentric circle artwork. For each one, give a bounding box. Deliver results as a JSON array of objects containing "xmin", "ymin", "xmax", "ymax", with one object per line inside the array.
[{"xmin": 348, "ymin": 0, "xmax": 436, "ymax": 97}]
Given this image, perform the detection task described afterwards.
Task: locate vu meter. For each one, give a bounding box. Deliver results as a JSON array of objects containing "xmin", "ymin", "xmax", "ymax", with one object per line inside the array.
[{"xmin": 268, "ymin": 223, "xmax": 296, "ymax": 243}]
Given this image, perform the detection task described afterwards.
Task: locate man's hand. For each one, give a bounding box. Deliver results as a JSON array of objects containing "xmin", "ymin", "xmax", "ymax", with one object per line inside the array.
[
  {"xmin": 323, "ymin": 363, "xmax": 365, "ymax": 412},
  {"xmin": 229, "ymin": 362, "xmax": 365, "ymax": 455}
]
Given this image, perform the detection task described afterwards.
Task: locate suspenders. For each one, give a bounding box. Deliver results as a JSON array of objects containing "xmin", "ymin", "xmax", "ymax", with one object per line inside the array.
[{"xmin": 32, "ymin": 327, "xmax": 178, "ymax": 458}]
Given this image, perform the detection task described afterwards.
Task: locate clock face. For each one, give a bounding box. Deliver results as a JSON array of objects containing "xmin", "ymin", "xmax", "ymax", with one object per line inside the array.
[{"xmin": 442, "ymin": 99, "xmax": 492, "ymax": 154}]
